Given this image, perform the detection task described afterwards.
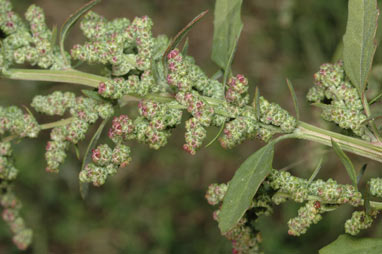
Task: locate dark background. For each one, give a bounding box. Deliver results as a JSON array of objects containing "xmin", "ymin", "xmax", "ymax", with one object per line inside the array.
[{"xmin": 1, "ymin": 0, "xmax": 382, "ymax": 253}]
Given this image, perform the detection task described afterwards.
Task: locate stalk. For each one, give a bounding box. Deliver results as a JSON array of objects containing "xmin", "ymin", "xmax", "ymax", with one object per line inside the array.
[{"xmin": 3, "ymin": 68, "xmax": 382, "ymax": 162}]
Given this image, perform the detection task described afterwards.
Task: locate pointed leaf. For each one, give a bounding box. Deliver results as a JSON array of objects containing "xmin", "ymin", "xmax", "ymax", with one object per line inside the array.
[
  {"xmin": 319, "ymin": 234, "xmax": 382, "ymax": 254},
  {"xmin": 254, "ymin": 87, "xmax": 261, "ymax": 120},
  {"xmin": 211, "ymin": 0, "xmax": 243, "ymax": 70},
  {"xmin": 286, "ymin": 79, "xmax": 300, "ymax": 122},
  {"xmin": 218, "ymin": 142, "xmax": 274, "ymax": 233},
  {"xmin": 162, "ymin": 10, "xmax": 208, "ymax": 64},
  {"xmin": 80, "ymin": 118, "xmax": 109, "ymax": 198},
  {"xmin": 181, "ymin": 38, "xmax": 189, "ymax": 55},
  {"xmin": 211, "ymin": 69, "xmax": 223, "ymax": 80},
  {"xmin": 60, "ymin": 0, "xmax": 101, "ymax": 66},
  {"xmin": 331, "ymin": 139, "xmax": 358, "ymax": 189},
  {"xmin": 51, "ymin": 24, "xmax": 58, "ymax": 46},
  {"xmin": 205, "ymin": 124, "xmax": 225, "ymax": 148},
  {"xmin": 357, "ymin": 164, "xmax": 367, "ymax": 184},
  {"xmin": 81, "ymin": 89, "xmax": 105, "ymax": 102},
  {"xmin": 343, "ymin": 0, "xmax": 379, "ymax": 94},
  {"xmin": 308, "ymin": 156, "xmax": 324, "ymax": 184}
]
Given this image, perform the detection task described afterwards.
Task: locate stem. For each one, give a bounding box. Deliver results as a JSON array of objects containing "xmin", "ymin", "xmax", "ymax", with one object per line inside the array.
[{"xmin": 3, "ymin": 68, "xmax": 382, "ymax": 162}]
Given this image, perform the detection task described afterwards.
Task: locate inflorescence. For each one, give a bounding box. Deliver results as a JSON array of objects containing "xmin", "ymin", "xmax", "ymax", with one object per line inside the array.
[{"xmin": 0, "ymin": 0, "xmax": 382, "ymax": 252}]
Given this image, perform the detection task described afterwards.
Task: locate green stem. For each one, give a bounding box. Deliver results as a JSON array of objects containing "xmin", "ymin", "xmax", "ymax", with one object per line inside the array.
[
  {"xmin": 3, "ymin": 68, "xmax": 382, "ymax": 162},
  {"xmin": 295, "ymin": 121, "xmax": 382, "ymax": 162}
]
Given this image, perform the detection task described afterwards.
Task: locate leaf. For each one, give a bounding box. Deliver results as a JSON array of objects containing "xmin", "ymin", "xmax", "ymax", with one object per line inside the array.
[
  {"xmin": 162, "ymin": 10, "xmax": 208, "ymax": 64},
  {"xmin": 181, "ymin": 38, "xmax": 189, "ymax": 55},
  {"xmin": 254, "ymin": 87, "xmax": 261, "ymax": 120},
  {"xmin": 331, "ymin": 139, "xmax": 358, "ymax": 189},
  {"xmin": 218, "ymin": 142, "xmax": 274, "ymax": 233},
  {"xmin": 357, "ymin": 164, "xmax": 367, "ymax": 184},
  {"xmin": 308, "ymin": 156, "xmax": 324, "ymax": 184},
  {"xmin": 286, "ymin": 79, "xmax": 300, "ymax": 122},
  {"xmin": 51, "ymin": 24, "xmax": 58, "ymax": 46},
  {"xmin": 60, "ymin": 0, "xmax": 101, "ymax": 66},
  {"xmin": 343, "ymin": 0, "xmax": 379, "ymax": 95},
  {"xmin": 81, "ymin": 89, "xmax": 105, "ymax": 102},
  {"xmin": 204, "ymin": 124, "xmax": 225, "ymax": 148},
  {"xmin": 211, "ymin": 0, "xmax": 243, "ymax": 70},
  {"xmin": 80, "ymin": 118, "xmax": 109, "ymax": 199},
  {"xmin": 369, "ymin": 91, "xmax": 382, "ymax": 104},
  {"xmin": 211, "ymin": 69, "xmax": 223, "ymax": 80},
  {"xmin": 319, "ymin": 234, "xmax": 382, "ymax": 254}
]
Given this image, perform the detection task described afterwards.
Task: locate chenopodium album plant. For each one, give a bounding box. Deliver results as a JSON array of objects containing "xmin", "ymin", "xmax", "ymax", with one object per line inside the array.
[{"xmin": 0, "ymin": 0, "xmax": 382, "ymax": 252}]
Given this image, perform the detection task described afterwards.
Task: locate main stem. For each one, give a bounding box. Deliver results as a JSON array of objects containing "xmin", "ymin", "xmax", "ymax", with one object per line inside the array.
[{"xmin": 4, "ymin": 68, "xmax": 382, "ymax": 162}]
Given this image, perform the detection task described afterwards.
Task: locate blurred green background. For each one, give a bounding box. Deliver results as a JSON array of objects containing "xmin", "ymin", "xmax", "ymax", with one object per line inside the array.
[{"xmin": 1, "ymin": 0, "xmax": 382, "ymax": 253}]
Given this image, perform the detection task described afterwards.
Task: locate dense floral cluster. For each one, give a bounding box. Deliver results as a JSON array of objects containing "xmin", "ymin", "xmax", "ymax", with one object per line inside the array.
[
  {"xmin": 0, "ymin": 142, "xmax": 32, "ymax": 250},
  {"xmin": 30, "ymin": 91, "xmax": 114, "ymax": 173},
  {"xmin": 269, "ymin": 170, "xmax": 363, "ymax": 206},
  {"xmin": 344, "ymin": 210, "xmax": 378, "ymax": 235},
  {"xmin": 167, "ymin": 48, "xmax": 296, "ymax": 152},
  {"xmin": 71, "ymin": 11, "xmax": 158, "ymax": 75},
  {"xmin": 287, "ymin": 201, "xmax": 323, "ymax": 236},
  {"xmin": 306, "ymin": 61, "xmax": 368, "ymax": 140},
  {"xmin": 0, "ymin": 1, "xmax": 68, "ymax": 71},
  {"xmin": 0, "ymin": 106, "xmax": 40, "ymax": 138},
  {"xmin": 0, "ymin": 184, "xmax": 33, "ymax": 250},
  {"xmin": 369, "ymin": 178, "xmax": 382, "ymax": 198},
  {"xmin": 206, "ymin": 183, "xmax": 266, "ymax": 254}
]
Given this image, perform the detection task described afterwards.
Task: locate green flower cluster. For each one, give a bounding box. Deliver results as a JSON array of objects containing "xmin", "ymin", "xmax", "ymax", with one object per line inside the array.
[
  {"xmin": 306, "ymin": 61, "xmax": 368, "ymax": 140},
  {"xmin": 287, "ymin": 201, "xmax": 322, "ymax": 236},
  {"xmin": 0, "ymin": 142, "xmax": 16, "ymax": 180},
  {"xmin": 269, "ymin": 170, "xmax": 362, "ymax": 206},
  {"xmin": 167, "ymin": 48, "xmax": 296, "ymax": 152},
  {"xmin": 369, "ymin": 178, "xmax": 382, "ymax": 198},
  {"xmin": 0, "ymin": 106, "xmax": 40, "ymax": 138},
  {"xmin": 206, "ymin": 183, "xmax": 273, "ymax": 254},
  {"xmin": 344, "ymin": 210, "xmax": 378, "ymax": 235},
  {"xmin": 71, "ymin": 11, "xmax": 157, "ymax": 75},
  {"xmin": 0, "ymin": 1, "xmax": 68, "ymax": 70},
  {"xmin": 0, "ymin": 184, "xmax": 32, "ymax": 250},
  {"xmin": 31, "ymin": 91, "xmax": 114, "ymax": 172}
]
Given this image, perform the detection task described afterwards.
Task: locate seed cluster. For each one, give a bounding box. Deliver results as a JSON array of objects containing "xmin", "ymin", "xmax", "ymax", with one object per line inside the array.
[
  {"xmin": 0, "ymin": 184, "xmax": 33, "ymax": 250},
  {"xmin": 207, "ymin": 183, "xmax": 266, "ymax": 254},
  {"xmin": 0, "ymin": 1, "xmax": 68, "ymax": 70},
  {"xmin": 0, "ymin": 106, "xmax": 40, "ymax": 138},
  {"xmin": 30, "ymin": 91, "xmax": 114, "ymax": 173},
  {"xmin": 0, "ymin": 142, "xmax": 32, "ymax": 250},
  {"xmin": 306, "ymin": 61, "xmax": 368, "ymax": 140},
  {"xmin": 369, "ymin": 178, "xmax": 382, "ymax": 198},
  {"xmin": 287, "ymin": 201, "xmax": 322, "ymax": 236},
  {"xmin": 344, "ymin": 210, "xmax": 378, "ymax": 235}
]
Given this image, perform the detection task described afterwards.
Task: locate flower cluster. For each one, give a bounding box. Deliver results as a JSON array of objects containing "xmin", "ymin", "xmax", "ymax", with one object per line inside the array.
[
  {"xmin": 0, "ymin": 184, "xmax": 33, "ymax": 250},
  {"xmin": 269, "ymin": 170, "xmax": 362, "ymax": 206},
  {"xmin": 306, "ymin": 61, "xmax": 368, "ymax": 140},
  {"xmin": 166, "ymin": 48, "xmax": 297, "ymax": 153},
  {"xmin": 344, "ymin": 210, "xmax": 378, "ymax": 235},
  {"xmin": 0, "ymin": 106, "xmax": 40, "ymax": 138},
  {"xmin": 0, "ymin": 1, "xmax": 68, "ymax": 70},
  {"xmin": 79, "ymin": 144, "xmax": 130, "ymax": 186},
  {"xmin": 369, "ymin": 178, "xmax": 382, "ymax": 198},
  {"xmin": 30, "ymin": 91, "xmax": 114, "ymax": 173},
  {"xmin": 71, "ymin": 11, "xmax": 158, "ymax": 75},
  {"xmin": 0, "ymin": 142, "xmax": 16, "ymax": 180},
  {"xmin": 287, "ymin": 201, "xmax": 323, "ymax": 236},
  {"xmin": 207, "ymin": 183, "xmax": 266, "ymax": 254}
]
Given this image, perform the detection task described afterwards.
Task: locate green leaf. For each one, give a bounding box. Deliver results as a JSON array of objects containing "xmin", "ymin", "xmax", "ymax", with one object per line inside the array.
[
  {"xmin": 218, "ymin": 142, "xmax": 274, "ymax": 233},
  {"xmin": 357, "ymin": 164, "xmax": 367, "ymax": 184},
  {"xmin": 162, "ymin": 10, "xmax": 208, "ymax": 64},
  {"xmin": 80, "ymin": 118, "xmax": 109, "ymax": 199},
  {"xmin": 343, "ymin": 0, "xmax": 379, "ymax": 94},
  {"xmin": 254, "ymin": 87, "xmax": 261, "ymax": 120},
  {"xmin": 60, "ymin": 0, "xmax": 101, "ymax": 66},
  {"xmin": 286, "ymin": 79, "xmax": 300, "ymax": 122},
  {"xmin": 319, "ymin": 234, "xmax": 382, "ymax": 254},
  {"xmin": 51, "ymin": 24, "xmax": 58, "ymax": 46},
  {"xmin": 331, "ymin": 139, "xmax": 358, "ymax": 189},
  {"xmin": 211, "ymin": 0, "xmax": 243, "ymax": 70},
  {"xmin": 204, "ymin": 124, "xmax": 225, "ymax": 148},
  {"xmin": 181, "ymin": 38, "xmax": 189, "ymax": 55},
  {"xmin": 81, "ymin": 89, "xmax": 105, "ymax": 102},
  {"xmin": 211, "ymin": 69, "xmax": 223, "ymax": 80},
  {"xmin": 308, "ymin": 156, "xmax": 324, "ymax": 184}
]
